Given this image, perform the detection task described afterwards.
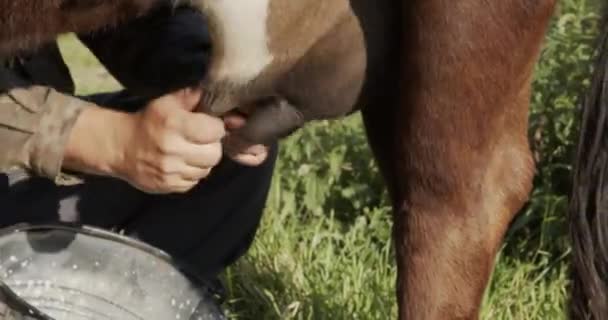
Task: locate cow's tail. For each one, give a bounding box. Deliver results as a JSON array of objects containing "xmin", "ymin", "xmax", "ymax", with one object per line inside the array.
[{"xmin": 569, "ymin": 3, "xmax": 608, "ymax": 319}]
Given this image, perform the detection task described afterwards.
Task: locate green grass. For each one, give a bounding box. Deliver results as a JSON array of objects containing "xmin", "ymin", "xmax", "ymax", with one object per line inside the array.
[
  {"xmin": 58, "ymin": 33, "xmax": 122, "ymax": 94},
  {"xmin": 55, "ymin": 0, "xmax": 602, "ymax": 318}
]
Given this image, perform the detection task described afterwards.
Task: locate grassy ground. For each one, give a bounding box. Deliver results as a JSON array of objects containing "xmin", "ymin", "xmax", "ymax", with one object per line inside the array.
[{"xmin": 55, "ymin": 1, "xmax": 600, "ymax": 317}]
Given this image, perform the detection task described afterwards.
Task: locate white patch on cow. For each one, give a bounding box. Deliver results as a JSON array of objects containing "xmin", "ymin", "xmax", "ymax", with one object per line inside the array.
[{"xmin": 205, "ymin": 0, "xmax": 273, "ymax": 84}]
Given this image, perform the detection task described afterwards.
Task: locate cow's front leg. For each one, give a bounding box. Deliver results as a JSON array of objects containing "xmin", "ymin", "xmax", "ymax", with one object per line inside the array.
[{"xmin": 362, "ymin": 0, "xmax": 556, "ymax": 318}]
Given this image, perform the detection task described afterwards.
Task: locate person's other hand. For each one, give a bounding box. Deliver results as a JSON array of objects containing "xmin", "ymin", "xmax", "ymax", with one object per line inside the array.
[
  {"xmin": 217, "ymin": 98, "xmax": 304, "ymax": 166},
  {"xmin": 222, "ymin": 112, "xmax": 270, "ymax": 167}
]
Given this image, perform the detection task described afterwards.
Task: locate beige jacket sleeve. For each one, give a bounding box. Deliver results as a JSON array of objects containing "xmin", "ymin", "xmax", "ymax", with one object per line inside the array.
[{"xmin": 0, "ymin": 65, "xmax": 93, "ymax": 184}]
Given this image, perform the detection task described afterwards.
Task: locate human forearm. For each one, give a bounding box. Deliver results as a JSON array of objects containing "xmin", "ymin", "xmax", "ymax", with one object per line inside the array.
[{"xmin": 63, "ymin": 105, "xmax": 134, "ymax": 178}]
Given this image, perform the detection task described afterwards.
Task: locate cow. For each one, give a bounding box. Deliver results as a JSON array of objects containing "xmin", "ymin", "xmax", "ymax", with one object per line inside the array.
[{"xmin": 3, "ymin": 0, "xmax": 606, "ymax": 319}]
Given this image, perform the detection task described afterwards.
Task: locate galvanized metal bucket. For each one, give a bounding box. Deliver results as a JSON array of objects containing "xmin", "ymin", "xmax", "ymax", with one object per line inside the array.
[{"xmin": 0, "ymin": 224, "xmax": 224, "ymax": 320}]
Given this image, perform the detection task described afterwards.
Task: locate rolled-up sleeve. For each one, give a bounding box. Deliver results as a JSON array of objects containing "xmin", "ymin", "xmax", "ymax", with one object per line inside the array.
[{"xmin": 0, "ymin": 67, "xmax": 93, "ymax": 183}]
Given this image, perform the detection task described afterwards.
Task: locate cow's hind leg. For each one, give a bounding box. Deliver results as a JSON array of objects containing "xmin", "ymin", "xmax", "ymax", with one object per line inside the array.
[{"xmin": 362, "ymin": 0, "xmax": 556, "ymax": 318}]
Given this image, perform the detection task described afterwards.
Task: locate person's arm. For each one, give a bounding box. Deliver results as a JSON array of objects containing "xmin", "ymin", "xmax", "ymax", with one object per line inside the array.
[{"xmin": 1, "ymin": 63, "xmax": 226, "ymax": 194}]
